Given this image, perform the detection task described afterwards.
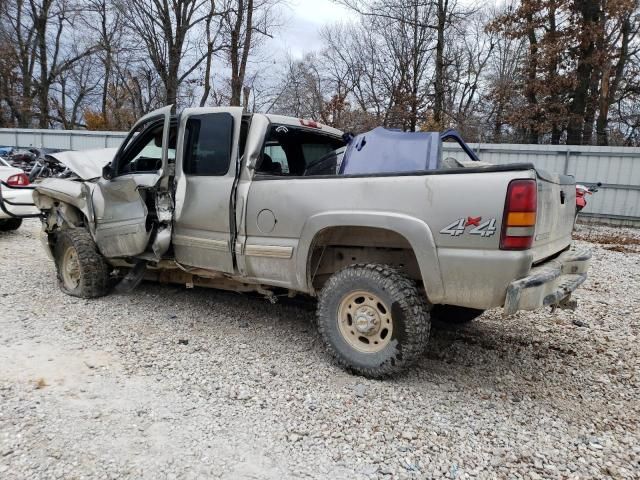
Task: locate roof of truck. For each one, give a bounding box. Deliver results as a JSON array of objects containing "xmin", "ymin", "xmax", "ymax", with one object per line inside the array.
[{"xmin": 263, "ymin": 114, "xmax": 344, "ymax": 138}]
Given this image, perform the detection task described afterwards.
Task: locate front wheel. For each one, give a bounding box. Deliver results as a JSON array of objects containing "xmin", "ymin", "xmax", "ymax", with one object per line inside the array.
[
  {"xmin": 53, "ymin": 228, "xmax": 110, "ymax": 298},
  {"xmin": 316, "ymin": 264, "xmax": 431, "ymax": 378}
]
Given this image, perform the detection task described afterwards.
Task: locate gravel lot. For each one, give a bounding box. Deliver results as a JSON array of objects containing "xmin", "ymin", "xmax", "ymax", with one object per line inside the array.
[{"xmin": 1, "ymin": 220, "xmax": 639, "ymax": 479}]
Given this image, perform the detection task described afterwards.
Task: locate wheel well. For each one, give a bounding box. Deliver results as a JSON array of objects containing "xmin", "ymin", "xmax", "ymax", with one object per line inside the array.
[
  {"xmin": 48, "ymin": 201, "xmax": 86, "ymax": 229},
  {"xmin": 40, "ymin": 200, "xmax": 89, "ymax": 253},
  {"xmin": 308, "ymin": 226, "xmax": 422, "ymax": 291}
]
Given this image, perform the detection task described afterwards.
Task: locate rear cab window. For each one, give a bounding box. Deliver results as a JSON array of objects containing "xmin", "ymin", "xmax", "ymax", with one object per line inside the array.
[{"xmin": 256, "ymin": 124, "xmax": 345, "ymax": 177}]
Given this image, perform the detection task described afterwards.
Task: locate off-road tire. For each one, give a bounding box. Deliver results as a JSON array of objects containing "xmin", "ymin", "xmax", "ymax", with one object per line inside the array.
[
  {"xmin": 317, "ymin": 264, "xmax": 431, "ymax": 378},
  {"xmin": 0, "ymin": 218, "xmax": 22, "ymax": 231},
  {"xmin": 431, "ymin": 305, "xmax": 484, "ymax": 325},
  {"xmin": 53, "ymin": 228, "xmax": 110, "ymax": 298}
]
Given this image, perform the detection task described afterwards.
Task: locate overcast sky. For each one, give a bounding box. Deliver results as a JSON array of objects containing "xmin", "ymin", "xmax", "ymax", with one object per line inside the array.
[{"xmin": 270, "ymin": 0, "xmax": 352, "ymax": 58}]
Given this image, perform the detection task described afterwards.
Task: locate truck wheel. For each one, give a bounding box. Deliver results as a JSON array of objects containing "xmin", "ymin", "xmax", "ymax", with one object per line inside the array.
[
  {"xmin": 0, "ymin": 218, "xmax": 22, "ymax": 231},
  {"xmin": 53, "ymin": 228, "xmax": 110, "ymax": 298},
  {"xmin": 431, "ymin": 305, "xmax": 484, "ymax": 325},
  {"xmin": 317, "ymin": 264, "xmax": 431, "ymax": 378}
]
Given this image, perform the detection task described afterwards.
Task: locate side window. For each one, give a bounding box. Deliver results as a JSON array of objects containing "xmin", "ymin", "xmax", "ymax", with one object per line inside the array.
[
  {"xmin": 302, "ymin": 143, "xmax": 334, "ymax": 165},
  {"xmin": 257, "ymin": 124, "xmax": 347, "ymax": 177},
  {"xmin": 183, "ymin": 113, "xmax": 234, "ymax": 176},
  {"xmin": 116, "ymin": 120, "xmax": 176, "ymax": 176},
  {"xmin": 263, "ymin": 144, "xmax": 289, "ymax": 174}
]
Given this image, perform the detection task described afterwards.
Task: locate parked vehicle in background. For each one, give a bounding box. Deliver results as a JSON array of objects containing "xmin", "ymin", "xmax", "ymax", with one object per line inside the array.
[
  {"xmin": 0, "ymin": 146, "xmax": 13, "ymax": 157},
  {"xmin": 0, "ymin": 158, "xmax": 38, "ymax": 231},
  {"xmin": 575, "ymin": 182, "xmax": 601, "ymax": 222},
  {"xmin": 28, "ymin": 153, "xmax": 73, "ymax": 181},
  {"xmin": 2, "ymin": 106, "xmax": 592, "ymax": 377},
  {"xmin": 0, "ymin": 147, "xmax": 65, "ymax": 180}
]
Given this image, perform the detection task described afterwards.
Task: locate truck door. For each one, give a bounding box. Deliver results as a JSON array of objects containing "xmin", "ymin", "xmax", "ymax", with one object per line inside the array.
[
  {"xmin": 172, "ymin": 107, "xmax": 245, "ymax": 273},
  {"xmin": 92, "ymin": 106, "xmax": 173, "ymax": 258}
]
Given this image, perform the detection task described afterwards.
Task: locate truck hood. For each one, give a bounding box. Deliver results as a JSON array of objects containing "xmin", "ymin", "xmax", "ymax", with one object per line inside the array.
[{"xmin": 47, "ymin": 148, "xmax": 118, "ymax": 180}]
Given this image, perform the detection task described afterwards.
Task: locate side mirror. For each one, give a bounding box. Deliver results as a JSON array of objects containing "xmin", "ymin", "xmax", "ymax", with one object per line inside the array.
[{"xmin": 102, "ymin": 163, "xmax": 113, "ymax": 180}]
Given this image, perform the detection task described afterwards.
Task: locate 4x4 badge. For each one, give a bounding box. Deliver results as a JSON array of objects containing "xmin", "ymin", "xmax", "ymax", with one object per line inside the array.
[{"xmin": 440, "ymin": 217, "xmax": 497, "ymax": 237}]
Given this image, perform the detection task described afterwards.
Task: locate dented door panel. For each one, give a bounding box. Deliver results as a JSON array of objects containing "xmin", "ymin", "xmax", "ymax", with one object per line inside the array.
[
  {"xmin": 92, "ymin": 175, "xmax": 155, "ymax": 258},
  {"xmin": 90, "ymin": 106, "xmax": 172, "ymax": 259}
]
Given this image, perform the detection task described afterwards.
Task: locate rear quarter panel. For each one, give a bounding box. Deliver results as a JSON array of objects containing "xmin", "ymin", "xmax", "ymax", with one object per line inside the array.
[{"xmin": 242, "ymin": 168, "xmax": 538, "ymax": 308}]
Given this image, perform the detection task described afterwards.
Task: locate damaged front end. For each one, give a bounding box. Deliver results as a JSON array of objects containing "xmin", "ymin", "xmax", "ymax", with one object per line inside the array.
[
  {"xmin": 33, "ymin": 176, "xmax": 173, "ymax": 266},
  {"xmin": 32, "ymin": 105, "xmax": 176, "ymax": 269}
]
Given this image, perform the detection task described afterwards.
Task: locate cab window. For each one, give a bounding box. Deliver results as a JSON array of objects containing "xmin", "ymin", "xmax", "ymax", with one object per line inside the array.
[
  {"xmin": 256, "ymin": 124, "xmax": 345, "ymax": 176},
  {"xmin": 183, "ymin": 113, "xmax": 234, "ymax": 176},
  {"xmin": 117, "ymin": 120, "xmax": 176, "ymax": 175}
]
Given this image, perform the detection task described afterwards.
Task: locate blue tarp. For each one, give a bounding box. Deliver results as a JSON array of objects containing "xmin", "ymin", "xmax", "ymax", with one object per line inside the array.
[{"xmin": 339, "ymin": 127, "xmax": 442, "ymax": 175}]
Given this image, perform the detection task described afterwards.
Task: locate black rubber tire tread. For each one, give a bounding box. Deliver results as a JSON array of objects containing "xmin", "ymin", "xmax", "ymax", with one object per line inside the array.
[
  {"xmin": 431, "ymin": 305, "xmax": 484, "ymax": 325},
  {"xmin": 0, "ymin": 218, "xmax": 22, "ymax": 231},
  {"xmin": 53, "ymin": 228, "xmax": 110, "ymax": 298},
  {"xmin": 317, "ymin": 264, "xmax": 431, "ymax": 378}
]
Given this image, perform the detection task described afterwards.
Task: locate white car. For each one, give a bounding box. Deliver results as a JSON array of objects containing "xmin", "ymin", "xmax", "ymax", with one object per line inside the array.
[{"xmin": 0, "ymin": 157, "xmax": 38, "ymax": 231}]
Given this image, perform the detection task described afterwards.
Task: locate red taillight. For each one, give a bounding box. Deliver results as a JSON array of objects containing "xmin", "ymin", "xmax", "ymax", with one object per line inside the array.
[
  {"xmin": 500, "ymin": 179, "xmax": 537, "ymax": 250},
  {"xmin": 6, "ymin": 173, "xmax": 30, "ymax": 186}
]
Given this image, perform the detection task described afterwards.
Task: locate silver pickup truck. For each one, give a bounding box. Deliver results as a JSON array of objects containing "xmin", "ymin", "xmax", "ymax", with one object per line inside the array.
[{"xmin": 10, "ymin": 106, "xmax": 591, "ymax": 377}]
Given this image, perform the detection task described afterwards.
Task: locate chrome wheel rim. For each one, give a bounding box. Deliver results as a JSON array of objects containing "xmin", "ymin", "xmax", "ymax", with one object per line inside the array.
[
  {"xmin": 338, "ymin": 290, "xmax": 393, "ymax": 353},
  {"xmin": 62, "ymin": 246, "xmax": 81, "ymax": 290}
]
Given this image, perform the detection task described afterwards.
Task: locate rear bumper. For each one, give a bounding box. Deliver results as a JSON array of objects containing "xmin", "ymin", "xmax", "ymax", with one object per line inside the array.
[
  {"xmin": 504, "ymin": 246, "xmax": 592, "ymax": 315},
  {"xmin": 0, "ymin": 186, "xmax": 38, "ymax": 219}
]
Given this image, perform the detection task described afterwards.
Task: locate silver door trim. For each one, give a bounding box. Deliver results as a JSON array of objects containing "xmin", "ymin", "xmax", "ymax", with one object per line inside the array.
[
  {"xmin": 173, "ymin": 234, "xmax": 229, "ymax": 252},
  {"xmin": 244, "ymin": 244, "xmax": 293, "ymax": 259}
]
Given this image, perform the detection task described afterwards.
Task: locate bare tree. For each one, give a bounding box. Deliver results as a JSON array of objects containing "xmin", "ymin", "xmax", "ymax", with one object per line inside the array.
[
  {"xmin": 0, "ymin": 0, "xmax": 96, "ymax": 127},
  {"xmin": 443, "ymin": 8, "xmax": 495, "ymax": 141},
  {"xmin": 335, "ymin": 0, "xmax": 468, "ymax": 129},
  {"xmin": 51, "ymin": 53, "xmax": 101, "ymax": 128},
  {"xmin": 81, "ymin": 0, "xmax": 125, "ymax": 121},
  {"xmin": 119, "ymin": 0, "xmax": 218, "ymax": 108},
  {"xmin": 218, "ymin": 0, "xmax": 281, "ymax": 107}
]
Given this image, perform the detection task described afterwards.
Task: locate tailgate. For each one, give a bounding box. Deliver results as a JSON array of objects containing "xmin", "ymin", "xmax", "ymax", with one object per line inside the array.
[{"xmin": 531, "ymin": 169, "xmax": 575, "ymax": 262}]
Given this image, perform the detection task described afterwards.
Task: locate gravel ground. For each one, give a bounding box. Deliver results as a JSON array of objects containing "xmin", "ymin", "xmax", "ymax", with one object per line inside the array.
[{"xmin": 1, "ymin": 220, "xmax": 638, "ymax": 480}]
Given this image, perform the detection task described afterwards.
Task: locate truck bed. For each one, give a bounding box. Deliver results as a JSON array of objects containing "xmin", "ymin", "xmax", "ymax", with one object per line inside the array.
[{"xmin": 243, "ymin": 162, "xmax": 575, "ymax": 310}]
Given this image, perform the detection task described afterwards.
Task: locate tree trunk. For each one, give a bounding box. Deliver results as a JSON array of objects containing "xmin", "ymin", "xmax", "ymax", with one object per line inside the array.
[
  {"xmin": 566, "ymin": 0, "xmax": 599, "ymax": 145},
  {"xmin": 199, "ymin": 11, "xmax": 215, "ymax": 107},
  {"xmin": 433, "ymin": 0, "xmax": 447, "ymax": 129},
  {"xmin": 582, "ymin": 70, "xmax": 600, "ymax": 145},
  {"xmin": 595, "ymin": 69, "xmax": 610, "ymax": 146},
  {"xmin": 100, "ymin": 0, "xmax": 111, "ymax": 118},
  {"xmin": 229, "ymin": 0, "xmax": 244, "ymax": 106},
  {"xmin": 525, "ymin": 12, "xmax": 539, "ymax": 144},
  {"xmin": 547, "ymin": 7, "xmax": 561, "ymax": 145},
  {"xmin": 35, "ymin": 5, "xmax": 50, "ymax": 128},
  {"xmin": 596, "ymin": 14, "xmax": 630, "ymax": 146},
  {"xmin": 166, "ymin": 44, "xmax": 181, "ymax": 108}
]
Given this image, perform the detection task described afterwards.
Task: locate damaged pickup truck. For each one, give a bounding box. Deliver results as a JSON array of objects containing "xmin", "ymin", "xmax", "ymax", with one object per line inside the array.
[{"xmin": 13, "ymin": 106, "xmax": 592, "ymax": 377}]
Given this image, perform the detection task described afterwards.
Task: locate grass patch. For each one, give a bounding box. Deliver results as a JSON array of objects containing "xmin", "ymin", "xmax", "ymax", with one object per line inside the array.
[{"xmin": 573, "ymin": 231, "xmax": 640, "ymax": 253}]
